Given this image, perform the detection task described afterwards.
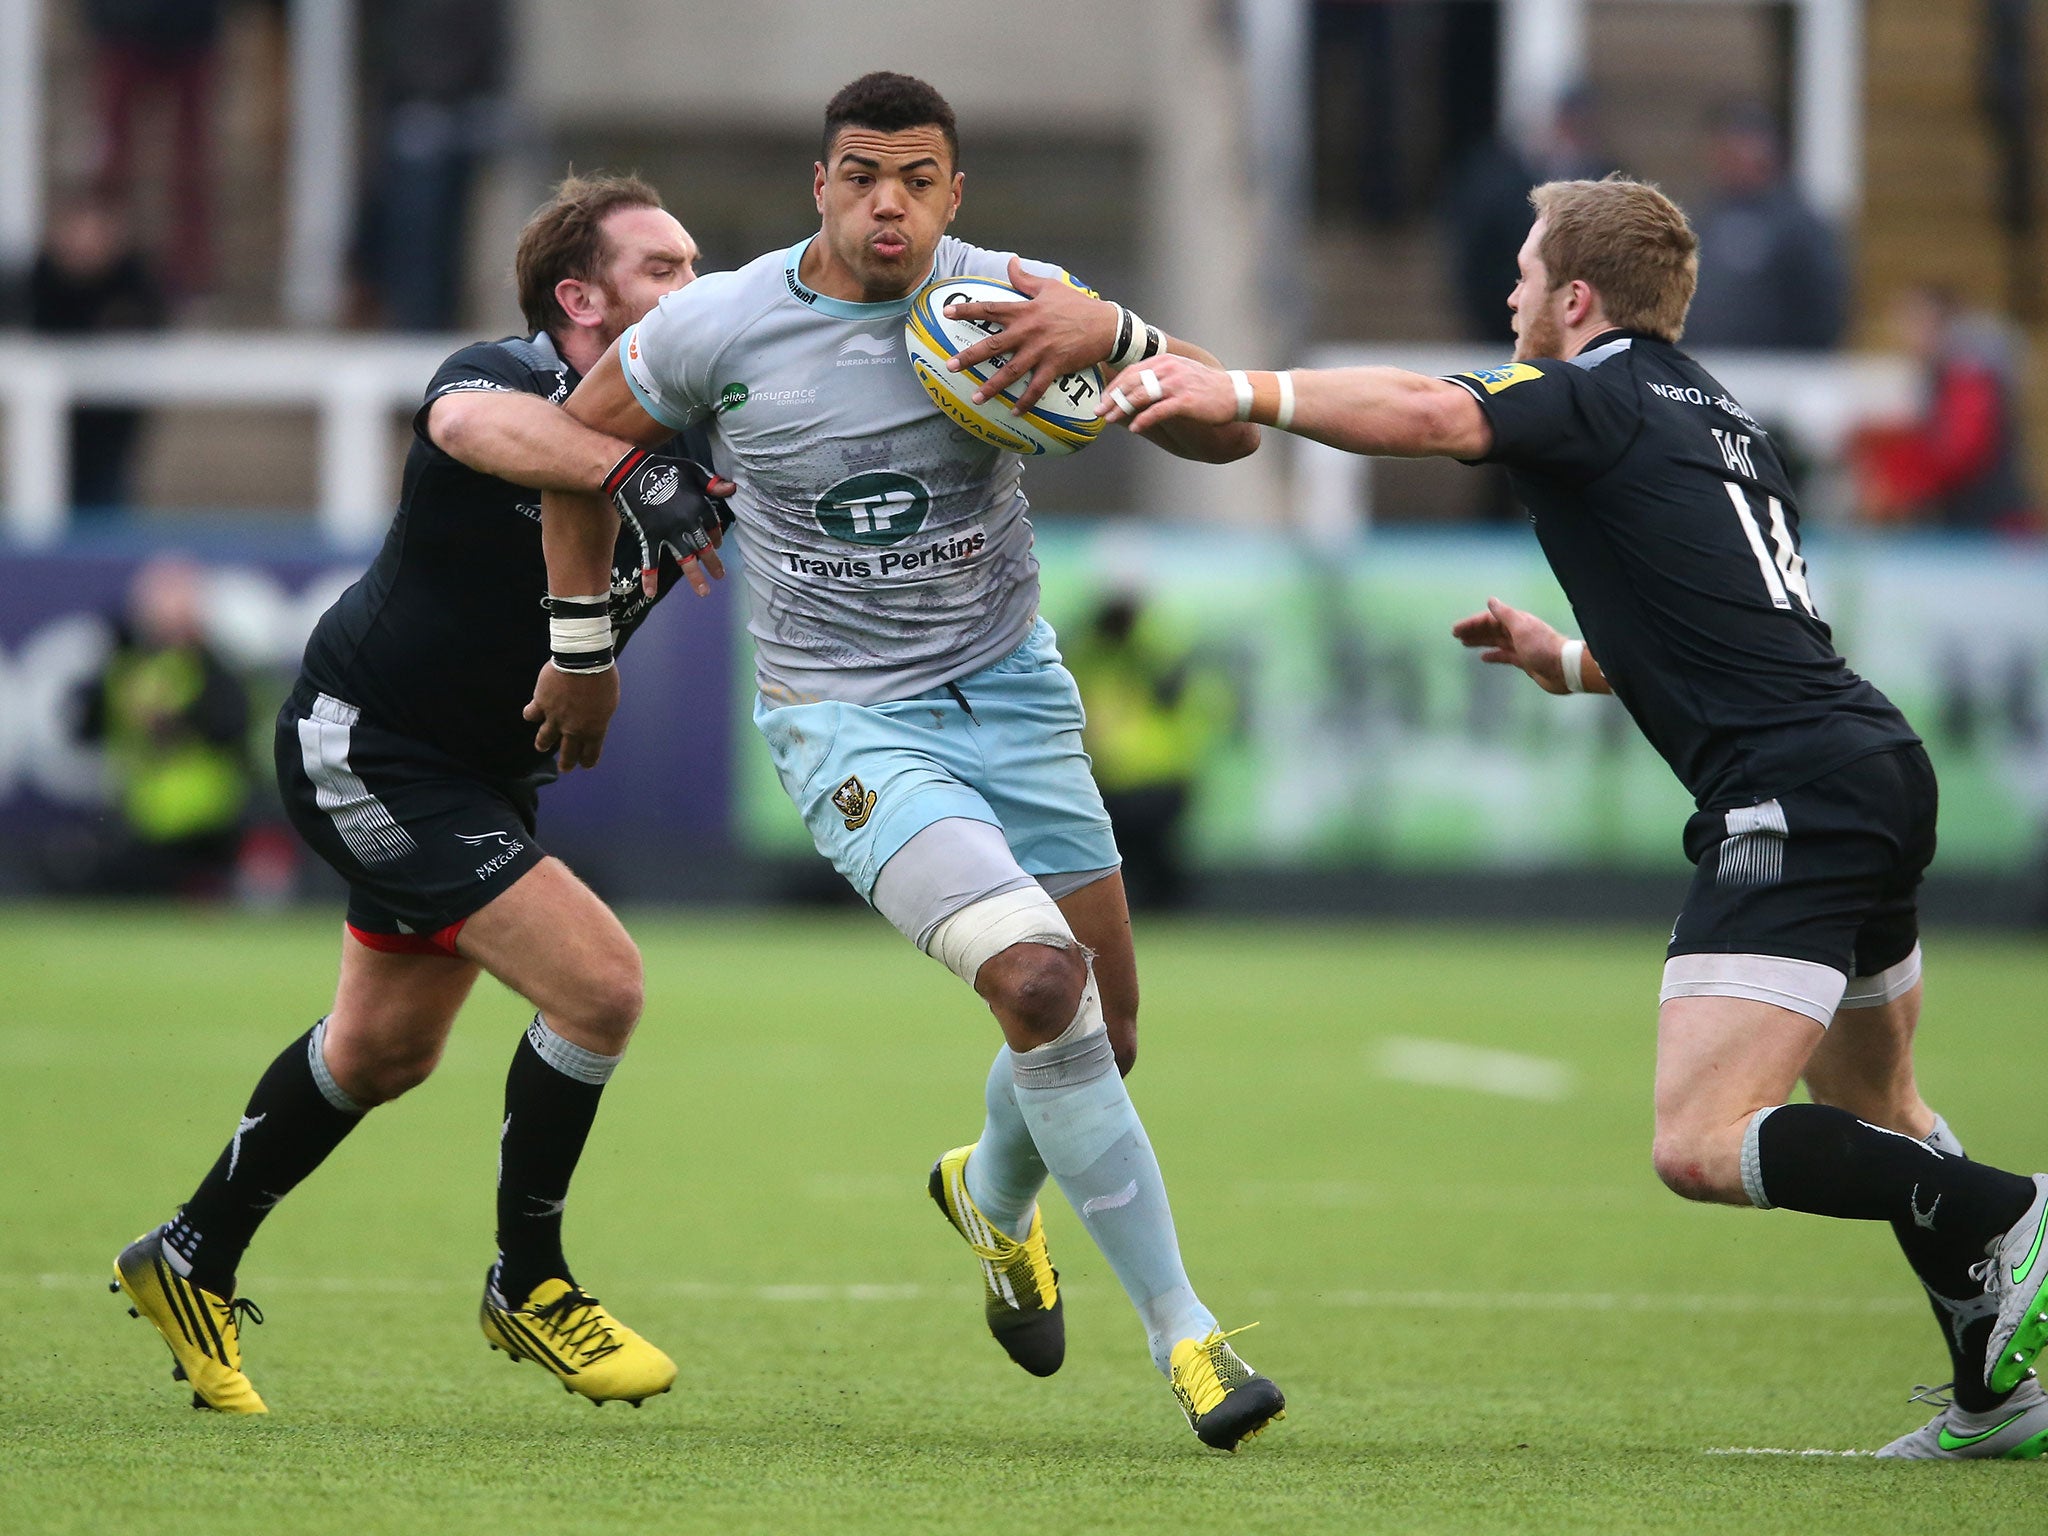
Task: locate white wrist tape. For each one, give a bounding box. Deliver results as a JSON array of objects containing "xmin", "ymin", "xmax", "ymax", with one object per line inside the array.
[
  {"xmin": 1559, "ymin": 638, "xmax": 1587, "ymax": 694},
  {"xmin": 1228, "ymin": 369, "xmax": 1254, "ymax": 422},
  {"xmin": 549, "ymin": 592, "xmax": 615, "ymax": 674},
  {"xmin": 1108, "ymin": 307, "xmax": 1158, "ymax": 370},
  {"xmin": 1274, "ymin": 370, "xmax": 1296, "ymax": 432}
]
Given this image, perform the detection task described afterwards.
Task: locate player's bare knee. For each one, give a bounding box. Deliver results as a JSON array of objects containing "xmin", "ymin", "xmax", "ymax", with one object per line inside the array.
[
  {"xmin": 1650, "ymin": 1132, "xmax": 1727, "ymax": 1203},
  {"xmin": 978, "ymin": 942, "xmax": 1086, "ymax": 1043},
  {"xmin": 329, "ymin": 1030, "xmax": 443, "ymax": 1105},
  {"xmin": 571, "ymin": 947, "xmax": 643, "ymax": 1051}
]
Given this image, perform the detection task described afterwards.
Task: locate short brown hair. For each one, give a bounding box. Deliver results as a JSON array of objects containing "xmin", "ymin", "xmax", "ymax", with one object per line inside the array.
[
  {"xmin": 514, "ymin": 173, "xmax": 664, "ymax": 335},
  {"xmin": 823, "ymin": 72, "xmax": 959, "ymax": 166},
  {"xmin": 1528, "ymin": 175, "xmax": 1699, "ymax": 342}
]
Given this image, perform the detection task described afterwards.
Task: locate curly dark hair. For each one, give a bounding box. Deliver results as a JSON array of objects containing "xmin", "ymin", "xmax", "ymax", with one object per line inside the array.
[
  {"xmin": 514, "ymin": 172, "xmax": 664, "ymax": 335},
  {"xmin": 822, "ymin": 72, "xmax": 959, "ymax": 165}
]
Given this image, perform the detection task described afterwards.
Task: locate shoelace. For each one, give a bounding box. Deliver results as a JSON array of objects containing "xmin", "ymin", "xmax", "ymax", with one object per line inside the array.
[
  {"xmin": 1907, "ymin": 1382, "xmax": 1954, "ymax": 1409},
  {"xmin": 208, "ymin": 1295, "xmax": 264, "ymax": 1332},
  {"xmin": 532, "ymin": 1287, "xmax": 623, "ymax": 1364},
  {"xmin": 1198, "ymin": 1321, "xmax": 1260, "ymax": 1353}
]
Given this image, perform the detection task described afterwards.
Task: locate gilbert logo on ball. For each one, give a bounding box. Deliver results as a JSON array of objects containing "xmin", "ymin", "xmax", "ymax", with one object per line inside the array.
[{"xmin": 904, "ymin": 276, "xmax": 1107, "ymax": 458}]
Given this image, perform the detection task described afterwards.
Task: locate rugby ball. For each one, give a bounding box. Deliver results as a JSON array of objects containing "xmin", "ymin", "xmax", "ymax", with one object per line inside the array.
[{"xmin": 904, "ymin": 276, "xmax": 1107, "ymax": 457}]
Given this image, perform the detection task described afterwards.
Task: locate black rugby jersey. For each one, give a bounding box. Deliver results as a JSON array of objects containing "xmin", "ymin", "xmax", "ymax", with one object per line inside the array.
[
  {"xmin": 1447, "ymin": 330, "xmax": 1918, "ymax": 809},
  {"xmin": 299, "ymin": 332, "xmax": 706, "ymax": 782}
]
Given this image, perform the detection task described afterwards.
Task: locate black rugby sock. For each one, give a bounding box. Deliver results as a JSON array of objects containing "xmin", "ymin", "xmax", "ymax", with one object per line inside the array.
[
  {"xmin": 1885, "ymin": 1123, "xmax": 2008, "ymax": 1411},
  {"xmin": 1754, "ymin": 1105, "xmax": 2034, "ymax": 1391},
  {"xmin": 1753, "ymin": 1104, "xmax": 2034, "ymax": 1237},
  {"xmin": 492, "ymin": 1016, "xmax": 618, "ymax": 1306},
  {"xmin": 1899, "ymin": 1228, "xmax": 2005, "ymax": 1411},
  {"xmin": 168, "ymin": 1021, "xmax": 367, "ymax": 1296}
]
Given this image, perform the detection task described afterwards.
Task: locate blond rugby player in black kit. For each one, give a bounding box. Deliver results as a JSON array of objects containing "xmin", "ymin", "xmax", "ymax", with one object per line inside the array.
[{"xmin": 977, "ymin": 174, "xmax": 2048, "ymax": 1460}]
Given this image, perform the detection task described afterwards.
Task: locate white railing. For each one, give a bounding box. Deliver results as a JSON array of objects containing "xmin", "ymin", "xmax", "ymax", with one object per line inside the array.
[
  {"xmin": 0, "ymin": 333, "xmax": 463, "ymax": 546},
  {"xmin": 0, "ymin": 334, "xmax": 1919, "ymax": 545},
  {"xmin": 1292, "ymin": 345, "xmax": 1919, "ymax": 539}
]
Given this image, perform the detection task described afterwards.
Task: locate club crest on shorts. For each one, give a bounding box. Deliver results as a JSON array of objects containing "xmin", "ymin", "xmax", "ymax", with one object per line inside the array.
[{"xmin": 831, "ymin": 774, "xmax": 877, "ymax": 830}]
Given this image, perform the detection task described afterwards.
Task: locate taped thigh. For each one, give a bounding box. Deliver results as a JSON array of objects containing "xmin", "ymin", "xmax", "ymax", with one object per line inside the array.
[
  {"xmin": 925, "ymin": 884, "xmax": 1079, "ymax": 987},
  {"xmin": 870, "ymin": 816, "xmax": 1036, "ymax": 950}
]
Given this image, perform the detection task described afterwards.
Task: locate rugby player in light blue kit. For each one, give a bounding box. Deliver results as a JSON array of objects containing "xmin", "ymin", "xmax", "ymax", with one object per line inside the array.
[{"xmin": 522, "ymin": 72, "xmax": 1285, "ymax": 1451}]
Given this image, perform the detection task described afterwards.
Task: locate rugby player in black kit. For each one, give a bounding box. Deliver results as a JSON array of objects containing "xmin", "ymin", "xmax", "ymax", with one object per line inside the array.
[
  {"xmin": 1091, "ymin": 176, "xmax": 2048, "ymax": 1458},
  {"xmin": 111, "ymin": 175, "xmax": 732, "ymax": 1414}
]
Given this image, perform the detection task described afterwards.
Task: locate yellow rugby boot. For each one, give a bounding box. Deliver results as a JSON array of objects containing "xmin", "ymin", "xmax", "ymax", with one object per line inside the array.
[
  {"xmin": 1169, "ymin": 1325, "xmax": 1286, "ymax": 1452},
  {"xmin": 111, "ymin": 1229, "xmax": 267, "ymax": 1414},
  {"xmin": 480, "ymin": 1274, "xmax": 676, "ymax": 1406},
  {"xmin": 928, "ymin": 1143, "xmax": 1064, "ymax": 1376}
]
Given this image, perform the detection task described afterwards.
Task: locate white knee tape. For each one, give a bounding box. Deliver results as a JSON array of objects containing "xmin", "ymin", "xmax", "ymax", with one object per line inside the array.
[{"xmin": 925, "ymin": 885, "xmax": 1076, "ymax": 986}]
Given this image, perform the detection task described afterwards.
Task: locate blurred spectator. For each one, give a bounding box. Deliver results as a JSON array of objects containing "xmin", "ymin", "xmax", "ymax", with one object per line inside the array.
[
  {"xmin": 85, "ymin": 0, "xmax": 225, "ymax": 298},
  {"xmin": 23, "ymin": 191, "xmax": 168, "ymax": 515},
  {"xmin": 1851, "ymin": 286, "xmax": 2036, "ymax": 531},
  {"xmin": 1684, "ymin": 104, "xmax": 1847, "ymax": 351},
  {"xmin": 1068, "ymin": 595, "xmax": 1231, "ymax": 912},
  {"xmin": 1444, "ymin": 86, "xmax": 1621, "ymax": 346},
  {"xmin": 69, "ymin": 557, "xmax": 253, "ymax": 898},
  {"xmin": 352, "ymin": 0, "xmax": 510, "ymax": 330}
]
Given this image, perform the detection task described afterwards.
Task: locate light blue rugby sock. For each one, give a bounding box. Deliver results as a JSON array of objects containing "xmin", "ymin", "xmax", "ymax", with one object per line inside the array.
[
  {"xmin": 1012, "ymin": 974, "xmax": 1217, "ymax": 1375},
  {"xmin": 963, "ymin": 1045, "xmax": 1048, "ymax": 1241}
]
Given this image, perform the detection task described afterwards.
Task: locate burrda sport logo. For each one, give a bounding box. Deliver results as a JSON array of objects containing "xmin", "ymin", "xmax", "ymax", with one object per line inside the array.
[{"xmin": 815, "ymin": 471, "xmax": 931, "ymax": 546}]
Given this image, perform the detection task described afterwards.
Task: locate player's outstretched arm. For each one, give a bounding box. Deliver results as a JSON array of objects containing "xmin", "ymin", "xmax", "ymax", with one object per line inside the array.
[
  {"xmin": 944, "ymin": 258, "xmax": 1258, "ymax": 463},
  {"xmin": 1451, "ymin": 597, "xmax": 1611, "ymax": 696},
  {"xmin": 1101, "ymin": 358, "xmax": 1494, "ymax": 461}
]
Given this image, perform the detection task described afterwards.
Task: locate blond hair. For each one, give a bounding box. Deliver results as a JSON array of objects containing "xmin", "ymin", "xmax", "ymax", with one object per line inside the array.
[{"xmin": 1528, "ymin": 175, "xmax": 1699, "ymax": 342}]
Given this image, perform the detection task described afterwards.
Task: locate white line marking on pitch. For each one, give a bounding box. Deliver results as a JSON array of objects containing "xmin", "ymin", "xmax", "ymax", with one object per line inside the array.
[
  {"xmin": 1703, "ymin": 1448, "xmax": 1874, "ymax": 1457},
  {"xmin": 1374, "ymin": 1036, "xmax": 1576, "ymax": 1101}
]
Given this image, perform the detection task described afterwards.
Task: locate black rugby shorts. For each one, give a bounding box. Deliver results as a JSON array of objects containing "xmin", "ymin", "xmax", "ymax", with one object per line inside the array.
[
  {"xmin": 1663, "ymin": 744, "xmax": 1937, "ymax": 1020},
  {"xmin": 276, "ymin": 684, "xmax": 546, "ymax": 954}
]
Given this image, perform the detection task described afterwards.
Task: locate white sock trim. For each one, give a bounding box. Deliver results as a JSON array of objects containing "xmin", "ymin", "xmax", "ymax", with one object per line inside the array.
[
  {"xmin": 1924, "ymin": 1112, "xmax": 1965, "ymax": 1159},
  {"xmin": 1838, "ymin": 943, "xmax": 1923, "ymax": 1009},
  {"xmin": 308, "ymin": 1017, "xmax": 367, "ymax": 1113},
  {"xmin": 1741, "ymin": 1106, "xmax": 1777, "ymax": 1210},
  {"xmin": 525, "ymin": 1015, "xmax": 621, "ymax": 1086},
  {"xmin": 1012, "ymin": 965, "xmax": 1113, "ymax": 1090}
]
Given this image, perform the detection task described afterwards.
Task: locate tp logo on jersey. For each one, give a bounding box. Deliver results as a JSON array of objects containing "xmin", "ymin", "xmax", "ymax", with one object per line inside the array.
[
  {"xmin": 816, "ymin": 471, "xmax": 931, "ymax": 546},
  {"xmin": 1468, "ymin": 362, "xmax": 1543, "ymax": 394}
]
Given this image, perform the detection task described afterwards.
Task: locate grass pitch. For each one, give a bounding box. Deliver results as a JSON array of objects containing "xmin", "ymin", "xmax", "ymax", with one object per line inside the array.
[{"xmin": 3, "ymin": 906, "xmax": 2043, "ymax": 1533}]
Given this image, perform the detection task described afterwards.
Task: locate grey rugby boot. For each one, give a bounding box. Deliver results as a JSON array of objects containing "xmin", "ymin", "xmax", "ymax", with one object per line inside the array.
[
  {"xmin": 1976, "ymin": 1174, "xmax": 2048, "ymax": 1395},
  {"xmin": 1876, "ymin": 1376, "xmax": 2048, "ymax": 1459}
]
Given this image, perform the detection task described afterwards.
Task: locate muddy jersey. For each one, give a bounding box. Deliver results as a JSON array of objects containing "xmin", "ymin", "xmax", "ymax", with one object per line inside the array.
[{"xmin": 620, "ymin": 235, "xmax": 1075, "ymax": 707}]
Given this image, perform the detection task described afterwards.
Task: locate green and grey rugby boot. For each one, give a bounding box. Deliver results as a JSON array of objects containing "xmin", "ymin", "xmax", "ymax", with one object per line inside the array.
[
  {"xmin": 1977, "ymin": 1174, "xmax": 2048, "ymax": 1395},
  {"xmin": 1876, "ymin": 1376, "xmax": 2048, "ymax": 1460}
]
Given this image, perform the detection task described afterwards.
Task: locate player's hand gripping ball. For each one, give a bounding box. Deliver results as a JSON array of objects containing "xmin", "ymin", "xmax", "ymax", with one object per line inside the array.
[{"xmin": 905, "ymin": 277, "xmax": 1106, "ymax": 457}]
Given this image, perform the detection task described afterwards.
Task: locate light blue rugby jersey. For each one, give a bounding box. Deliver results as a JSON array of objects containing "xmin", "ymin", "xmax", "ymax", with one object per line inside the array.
[{"xmin": 621, "ymin": 235, "xmax": 1075, "ymax": 707}]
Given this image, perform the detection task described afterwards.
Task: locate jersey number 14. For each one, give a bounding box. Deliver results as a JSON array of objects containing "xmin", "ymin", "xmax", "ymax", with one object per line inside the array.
[{"xmin": 1722, "ymin": 480, "xmax": 1816, "ymax": 618}]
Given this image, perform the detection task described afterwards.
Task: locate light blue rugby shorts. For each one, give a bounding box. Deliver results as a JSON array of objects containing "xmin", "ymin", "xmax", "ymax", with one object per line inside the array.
[{"xmin": 754, "ymin": 618, "xmax": 1120, "ymax": 900}]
